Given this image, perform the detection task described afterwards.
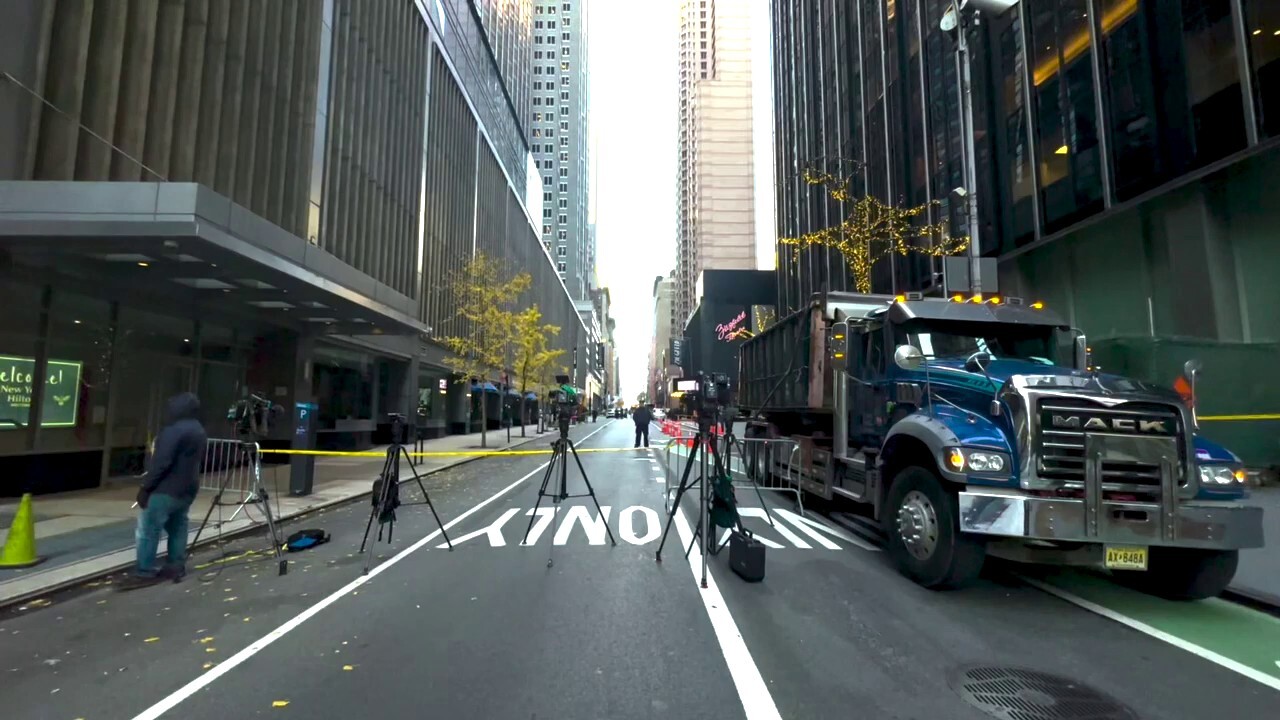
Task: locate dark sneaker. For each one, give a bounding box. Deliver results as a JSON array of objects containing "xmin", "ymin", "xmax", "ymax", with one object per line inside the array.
[
  {"xmin": 159, "ymin": 565, "xmax": 187, "ymax": 583},
  {"xmin": 118, "ymin": 573, "xmax": 163, "ymax": 591}
]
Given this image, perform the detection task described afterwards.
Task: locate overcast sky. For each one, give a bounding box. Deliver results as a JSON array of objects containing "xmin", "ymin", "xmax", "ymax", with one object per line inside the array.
[{"xmin": 589, "ymin": 0, "xmax": 773, "ymax": 402}]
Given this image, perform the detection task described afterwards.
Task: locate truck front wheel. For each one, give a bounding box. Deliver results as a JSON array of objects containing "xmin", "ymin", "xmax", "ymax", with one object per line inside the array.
[
  {"xmin": 884, "ymin": 466, "xmax": 986, "ymax": 589},
  {"xmin": 1113, "ymin": 548, "xmax": 1239, "ymax": 601}
]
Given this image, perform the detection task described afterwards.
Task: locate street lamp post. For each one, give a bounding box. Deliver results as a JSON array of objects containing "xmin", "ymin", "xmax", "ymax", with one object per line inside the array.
[{"xmin": 942, "ymin": 0, "xmax": 1019, "ymax": 295}]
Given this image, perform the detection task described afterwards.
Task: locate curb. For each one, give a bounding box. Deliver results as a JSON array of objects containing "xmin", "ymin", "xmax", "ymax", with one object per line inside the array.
[
  {"xmin": 0, "ymin": 429, "xmax": 561, "ymax": 612},
  {"xmin": 1222, "ymin": 587, "xmax": 1280, "ymax": 618}
]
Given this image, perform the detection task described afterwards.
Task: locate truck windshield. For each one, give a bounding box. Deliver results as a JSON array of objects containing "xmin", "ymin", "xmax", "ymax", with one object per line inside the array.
[{"xmin": 897, "ymin": 320, "xmax": 1062, "ymax": 366}]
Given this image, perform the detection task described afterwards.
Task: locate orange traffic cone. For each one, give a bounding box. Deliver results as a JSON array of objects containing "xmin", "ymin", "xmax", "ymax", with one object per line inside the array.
[{"xmin": 0, "ymin": 493, "xmax": 44, "ymax": 568}]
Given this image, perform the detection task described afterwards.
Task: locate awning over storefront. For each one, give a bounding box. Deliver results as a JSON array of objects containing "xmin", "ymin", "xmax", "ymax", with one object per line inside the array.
[
  {"xmin": 0, "ymin": 182, "xmax": 427, "ymax": 337},
  {"xmin": 470, "ymin": 382, "xmax": 498, "ymax": 393}
]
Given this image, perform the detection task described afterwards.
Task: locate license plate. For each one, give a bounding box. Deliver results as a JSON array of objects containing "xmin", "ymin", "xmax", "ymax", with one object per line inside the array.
[{"xmin": 1104, "ymin": 545, "xmax": 1148, "ymax": 571}]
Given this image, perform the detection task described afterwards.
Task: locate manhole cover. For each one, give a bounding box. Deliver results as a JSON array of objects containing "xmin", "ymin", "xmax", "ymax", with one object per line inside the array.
[{"xmin": 950, "ymin": 666, "xmax": 1138, "ymax": 720}]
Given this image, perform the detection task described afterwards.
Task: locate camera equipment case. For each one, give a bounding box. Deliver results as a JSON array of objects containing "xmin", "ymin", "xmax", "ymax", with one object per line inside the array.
[{"xmin": 729, "ymin": 529, "xmax": 766, "ymax": 582}]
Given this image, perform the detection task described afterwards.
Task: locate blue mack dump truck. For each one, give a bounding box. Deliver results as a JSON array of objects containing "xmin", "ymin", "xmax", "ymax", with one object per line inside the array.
[{"xmin": 737, "ymin": 291, "xmax": 1264, "ymax": 600}]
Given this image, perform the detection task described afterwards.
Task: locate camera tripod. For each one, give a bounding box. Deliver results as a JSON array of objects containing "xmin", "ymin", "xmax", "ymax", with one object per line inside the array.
[
  {"xmin": 360, "ymin": 418, "xmax": 452, "ymax": 574},
  {"xmin": 655, "ymin": 413, "xmax": 758, "ymax": 588},
  {"xmin": 521, "ymin": 410, "xmax": 616, "ymax": 567},
  {"xmin": 189, "ymin": 439, "xmax": 288, "ymax": 577}
]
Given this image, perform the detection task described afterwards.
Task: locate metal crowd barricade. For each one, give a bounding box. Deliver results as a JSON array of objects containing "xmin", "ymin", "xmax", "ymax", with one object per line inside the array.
[
  {"xmin": 723, "ymin": 436, "xmax": 804, "ymax": 515},
  {"xmin": 199, "ymin": 438, "xmax": 272, "ymax": 525}
]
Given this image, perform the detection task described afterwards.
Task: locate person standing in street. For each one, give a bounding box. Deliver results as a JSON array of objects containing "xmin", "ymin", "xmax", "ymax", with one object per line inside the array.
[
  {"xmin": 122, "ymin": 392, "xmax": 207, "ymax": 590},
  {"xmin": 632, "ymin": 403, "xmax": 653, "ymax": 448}
]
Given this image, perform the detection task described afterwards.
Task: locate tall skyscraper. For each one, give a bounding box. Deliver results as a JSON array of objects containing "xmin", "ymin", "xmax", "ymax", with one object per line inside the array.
[
  {"xmin": 675, "ymin": 0, "xmax": 757, "ymax": 328},
  {"xmin": 648, "ymin": 272, "xmax": 676, "ymax": 405},
  {"xmin": 530, "ymin": 0, "xmax": 591, "ymax": 300}
]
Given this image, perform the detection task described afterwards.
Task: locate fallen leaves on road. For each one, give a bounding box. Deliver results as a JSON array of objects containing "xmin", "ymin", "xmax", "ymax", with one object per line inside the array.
[
  {"xmin": 144, "ymin": 637, "xmax": 160, "ymax": 643},
  {"xmin": 199, "ymin": 637, "xmax": 214, "ymax": 644},
  {"xmin": 342, "ymin": 665, "xmax": 355, "ymax": 671},
  {"xmin": 272, "ymin": 700, "xmax": 290, "ymax": 708},
  {"xmin": 205, "ymin": 648, "xmax": 217, "ymax": 653}
]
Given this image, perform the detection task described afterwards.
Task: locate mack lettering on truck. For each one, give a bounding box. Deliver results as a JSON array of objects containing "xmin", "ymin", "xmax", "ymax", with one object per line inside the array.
[{"xmin": 1049, "ymin": 414, "xmax": 1171, "ymax": 434}]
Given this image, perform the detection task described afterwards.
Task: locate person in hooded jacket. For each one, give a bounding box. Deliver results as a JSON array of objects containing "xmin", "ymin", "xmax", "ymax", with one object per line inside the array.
[{"xmin": 123, "ymin": 392, "xmax": 208, "ymax": 589}]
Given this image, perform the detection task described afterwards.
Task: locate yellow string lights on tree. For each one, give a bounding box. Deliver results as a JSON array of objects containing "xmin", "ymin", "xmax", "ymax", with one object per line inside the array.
[{"xmin": 780, "ymin": 167, "xmax": 970, "ymax": 294}]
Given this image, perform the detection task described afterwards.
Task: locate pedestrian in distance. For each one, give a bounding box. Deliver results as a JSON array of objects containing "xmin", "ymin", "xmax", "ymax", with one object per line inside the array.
[
  {"xmin": 121, "ymin": 392, "xmax": 208, "ymax": 590},
  {"xmin": 632, "ymin": 403, "xmax": 653, "ymax": 448}
]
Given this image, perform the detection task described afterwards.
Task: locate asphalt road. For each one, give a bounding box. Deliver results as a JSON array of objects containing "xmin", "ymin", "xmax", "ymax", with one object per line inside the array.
[{"xmin": 2, "ymin": 420, "xmax": 1278, "ymax": 719}]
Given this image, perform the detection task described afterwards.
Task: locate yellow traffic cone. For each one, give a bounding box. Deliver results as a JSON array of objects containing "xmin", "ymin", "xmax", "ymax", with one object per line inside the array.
[{"xmin": 0, "ymin": 493, "xmax": 44, "ymax": 568}]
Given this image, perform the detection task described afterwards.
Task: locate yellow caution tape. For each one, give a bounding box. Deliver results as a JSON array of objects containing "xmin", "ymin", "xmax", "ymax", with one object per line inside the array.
[
  {"xmin": 1199, "ymin": 414, "xmax": 1280, "ymax": 422},
  {"xmin": 256, "ymin": 446, "xmax": 649, "ymax": 458}
]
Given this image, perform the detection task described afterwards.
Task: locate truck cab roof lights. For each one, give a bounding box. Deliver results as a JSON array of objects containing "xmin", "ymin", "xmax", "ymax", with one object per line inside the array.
[{"xmin": 1031, "ymin": 301, "xmax": 1045, "ymax": 309}]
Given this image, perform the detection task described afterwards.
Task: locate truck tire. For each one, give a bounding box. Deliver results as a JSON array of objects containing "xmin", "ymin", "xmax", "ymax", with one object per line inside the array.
[
  {"xmin": 884, "ymin": 466, "xmax": 986, "ymax": 590},
  {"xmin": 1113, "ymin": 548, "xmax": 1238, "ymax": 601}
]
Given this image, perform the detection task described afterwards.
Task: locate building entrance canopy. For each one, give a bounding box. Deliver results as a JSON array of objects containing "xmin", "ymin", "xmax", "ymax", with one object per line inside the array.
[{"xmin": 0, "ymin": 182, "xmax": 427, "ymax": 338}]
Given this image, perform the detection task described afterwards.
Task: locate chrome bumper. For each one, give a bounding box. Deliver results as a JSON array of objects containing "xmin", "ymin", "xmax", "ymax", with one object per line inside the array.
[{"xmin": 957, "ymin": 490, "xmax": 1265, "ymax": 550}]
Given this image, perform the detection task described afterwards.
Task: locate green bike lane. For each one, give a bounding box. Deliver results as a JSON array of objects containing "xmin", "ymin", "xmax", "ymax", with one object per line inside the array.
[
  {"xmin": 1021, "ymin": 567, "xmax": 1280, "ymax": 691},
  {"xmin": 663, "ymin": 438, "xmax": 1280, "ymax": 694}
]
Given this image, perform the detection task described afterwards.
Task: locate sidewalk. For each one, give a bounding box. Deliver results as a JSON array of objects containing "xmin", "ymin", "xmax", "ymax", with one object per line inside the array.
[{"xmin": 0, "ymin": 424, "xmax": 558, "ymax": 608}]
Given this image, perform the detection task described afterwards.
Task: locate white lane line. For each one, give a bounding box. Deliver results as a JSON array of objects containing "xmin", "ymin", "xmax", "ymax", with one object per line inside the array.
[
  {"xmin": 673, "ymin": 503, "xmax": 782, "ymax": 720},
  {"xmin": 1021, "ymin": 576, "xmax": 1280, "ymax": 693},
  {"xmin": 134, "ymin": 424, "xmax": 613, "ymax": 720}
]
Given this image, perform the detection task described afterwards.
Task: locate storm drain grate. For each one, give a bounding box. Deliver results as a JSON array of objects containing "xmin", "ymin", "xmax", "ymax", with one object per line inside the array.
[{"xmin": 950, "ymin": 666, "xmax": 1138, "ymax": 720}]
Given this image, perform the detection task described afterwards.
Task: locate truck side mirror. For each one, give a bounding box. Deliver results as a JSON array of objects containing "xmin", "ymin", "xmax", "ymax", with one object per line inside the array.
[
  {"xmin": 1184, "ymin": 358, "xmax": 1202, "ymax": 427},
  {"xmin": 829, "ymin": 320, "xmax": 850, "ymax": 372},
  {"xmin": 1073, "ymin": 333, "xmax": 1090, "ymax": 371},
  {"xmin": 894, "ymin": 345, "xmax": 925, "ymax": 371}
]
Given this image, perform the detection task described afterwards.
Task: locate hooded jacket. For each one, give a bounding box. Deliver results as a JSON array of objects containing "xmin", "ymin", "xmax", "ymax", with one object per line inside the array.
[
  {"xmin": 141, "ymin": 392, "xmax": 208, "ymax": 501},
  {"xmin": 632, "ymin": 405, "xmax": 653, "ymax": 427}
]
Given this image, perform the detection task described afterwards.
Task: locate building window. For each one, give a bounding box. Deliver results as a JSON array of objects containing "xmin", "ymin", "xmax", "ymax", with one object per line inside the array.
[
  {"xmin": 535, "ymin": 36, "xmax": 542, "ymax": 44},
  {"xmin": 561, "ymin": 62, "xmax": 569, "ymax": 71},
  {"xmin": 543, "ymin": 208, "xmax": 553, "ymax": 218},
  {"xmin": 542, "ymin": 160, "xmax": 552, "ymax": 169},
  {"xmin": 559, "ymin": 198, "xmax": 568, "ymax": 208},
  {"xmin": 563, "ymin": 2, "xmax": 571, "ymax": 10},
  {"xmin": 534, "ymin": 97, "xmax": 541, "ymax": 106},
  {"xmin": 534, "ymin": 67, "xmax": 542, "ymax": 75},
  {"xmin": 561, "ymin": 76, "xmax": 569, "ymax": 86},
  {"xmin": 563, "ymin": 32, "xmax": 570, "ymax": 41},
  {"xmin": 546, "ymin": 65, "xmax": 555, "ymax": 75},
  {"xmin": 559, "ymin": 214, "xmax": 567, "ymax": 223},
  {"xmin": 1028, "ymin": 0, "xmax": 1104, "ymax": 231},
  {"xmin": 548, "ymin": 6, "xmax": 557, "ymax": 13},
  {"xmin": 559, "ymin": 137, "xmax": 568, "ymax": 147},
  {"xmin": 558, "ymin": 262, "xmax": 566, "ymax": 272},
  {"xmin": 557, "ymin": 246, "xmax": 567, "ymax": 256},
  {"xmin": 543, "ymin": 191, "xmax": 552, "ymax": 201},
  {"xmin": 559, "ymin": 168, "xmax": 568, "ymax": 177},
  {"xmin": 1100, "ymin": 0, "xmax": 1246, "ymax": 201},
  {"xmin": 564, "ymin": 18, "xmax": 570, "ymax": 26},
  {"xmin": 558, "ymin": 229, "xmax": 567, "ymax": 239},
  {"xmin": 559, "ymin": 151, "xmax": 568, "ymax": 161},
  {"xmin": 543, "ymin": 224, "xmax": 552, "ymax": 234},
  {"xmin": 532, "ymin": 129, "xmax": 542, "ymax": 138},
  {"xmin": 558, "ymin": 183, "xmax": 567, "ymax": 193},
  {"xmin": 543, "ymin": 175, "xmax": 552, "ymax": 186},
  {"xmin": 560, "ymin": 91, "xmax": 569, "ymax": 101},
  {"xmin": 535, "ymin": 53, "xmax": 542, "ymax": 61},
  {"xmin": 560, "ymin": 121, "xmax": 568, "ymax": 130}
]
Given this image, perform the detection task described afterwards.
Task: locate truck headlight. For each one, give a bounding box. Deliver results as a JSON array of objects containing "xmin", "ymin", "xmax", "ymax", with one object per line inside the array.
[
  {"xmin": 1198, "ymin": 464, "xmax": 1245, "ymax": 485},
  {"xmin": 946, "ymin": 447, "xmax": 1010, "ymax": 474}
]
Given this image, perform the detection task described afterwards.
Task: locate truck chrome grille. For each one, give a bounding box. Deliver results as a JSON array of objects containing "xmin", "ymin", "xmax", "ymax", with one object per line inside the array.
[{"xmin": 1035, "ymin": 398, "xmax": 1183, "ymax": 489}]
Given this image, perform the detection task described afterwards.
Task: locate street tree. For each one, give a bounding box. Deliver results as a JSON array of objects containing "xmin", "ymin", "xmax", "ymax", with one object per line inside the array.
[
  {"xmin": 438, "ymin": 253, "xmax": 532, "ymax": 448},
  {"xmin": 512, "ymin": 304, "xmax": 565, "ymax": 437},
  {"xmin": 779, "ymin": 164, "xmax": 969, "ymax": 294}
]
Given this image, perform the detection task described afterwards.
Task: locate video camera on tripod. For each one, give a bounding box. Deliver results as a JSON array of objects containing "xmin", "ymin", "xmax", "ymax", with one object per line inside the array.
[
  {"xmin": 227, "ymin": 392, "xmax": 282, "ymax": 441},
  {"xmin": 672, "ymin": 372, "xmax": 732, "ymax": 418}
]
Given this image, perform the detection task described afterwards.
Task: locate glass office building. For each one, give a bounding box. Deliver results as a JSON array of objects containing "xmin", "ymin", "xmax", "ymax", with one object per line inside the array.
[
  {"xmin": 770, "ymin": 0, "xmax": 1279, "ymax": 344},
  {"xmin": 0, "ymin": 0, "xmax": 585, "ymax": 494}
]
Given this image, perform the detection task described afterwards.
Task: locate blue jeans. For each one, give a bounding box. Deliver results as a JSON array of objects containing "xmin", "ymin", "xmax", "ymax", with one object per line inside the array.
[{"xmin": 135, "ymin": 493, "xmax": 193, "ymax": 577}]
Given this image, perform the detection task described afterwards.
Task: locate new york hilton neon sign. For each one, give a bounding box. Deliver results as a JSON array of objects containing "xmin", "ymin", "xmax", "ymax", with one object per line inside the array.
[{"xmin": 716, "ymin": 311, "xmax": 748, "ymax": 342}]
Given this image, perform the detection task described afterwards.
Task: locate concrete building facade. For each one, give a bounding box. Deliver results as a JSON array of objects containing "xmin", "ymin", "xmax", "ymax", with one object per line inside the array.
[
  {"xmin": 676, "ymin": 0, "xmax": 757, "ymax": 328},
  {"xmin": 0, "ymin": 0, "xmax": 587, "ymax": 495},
  {"xmin": 648, "ymin": 272, "xmax": 677, "ymax": 407},
  {"xmin": 530, "ymin": 0, "xmax": 591, "ymax": 300}
]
